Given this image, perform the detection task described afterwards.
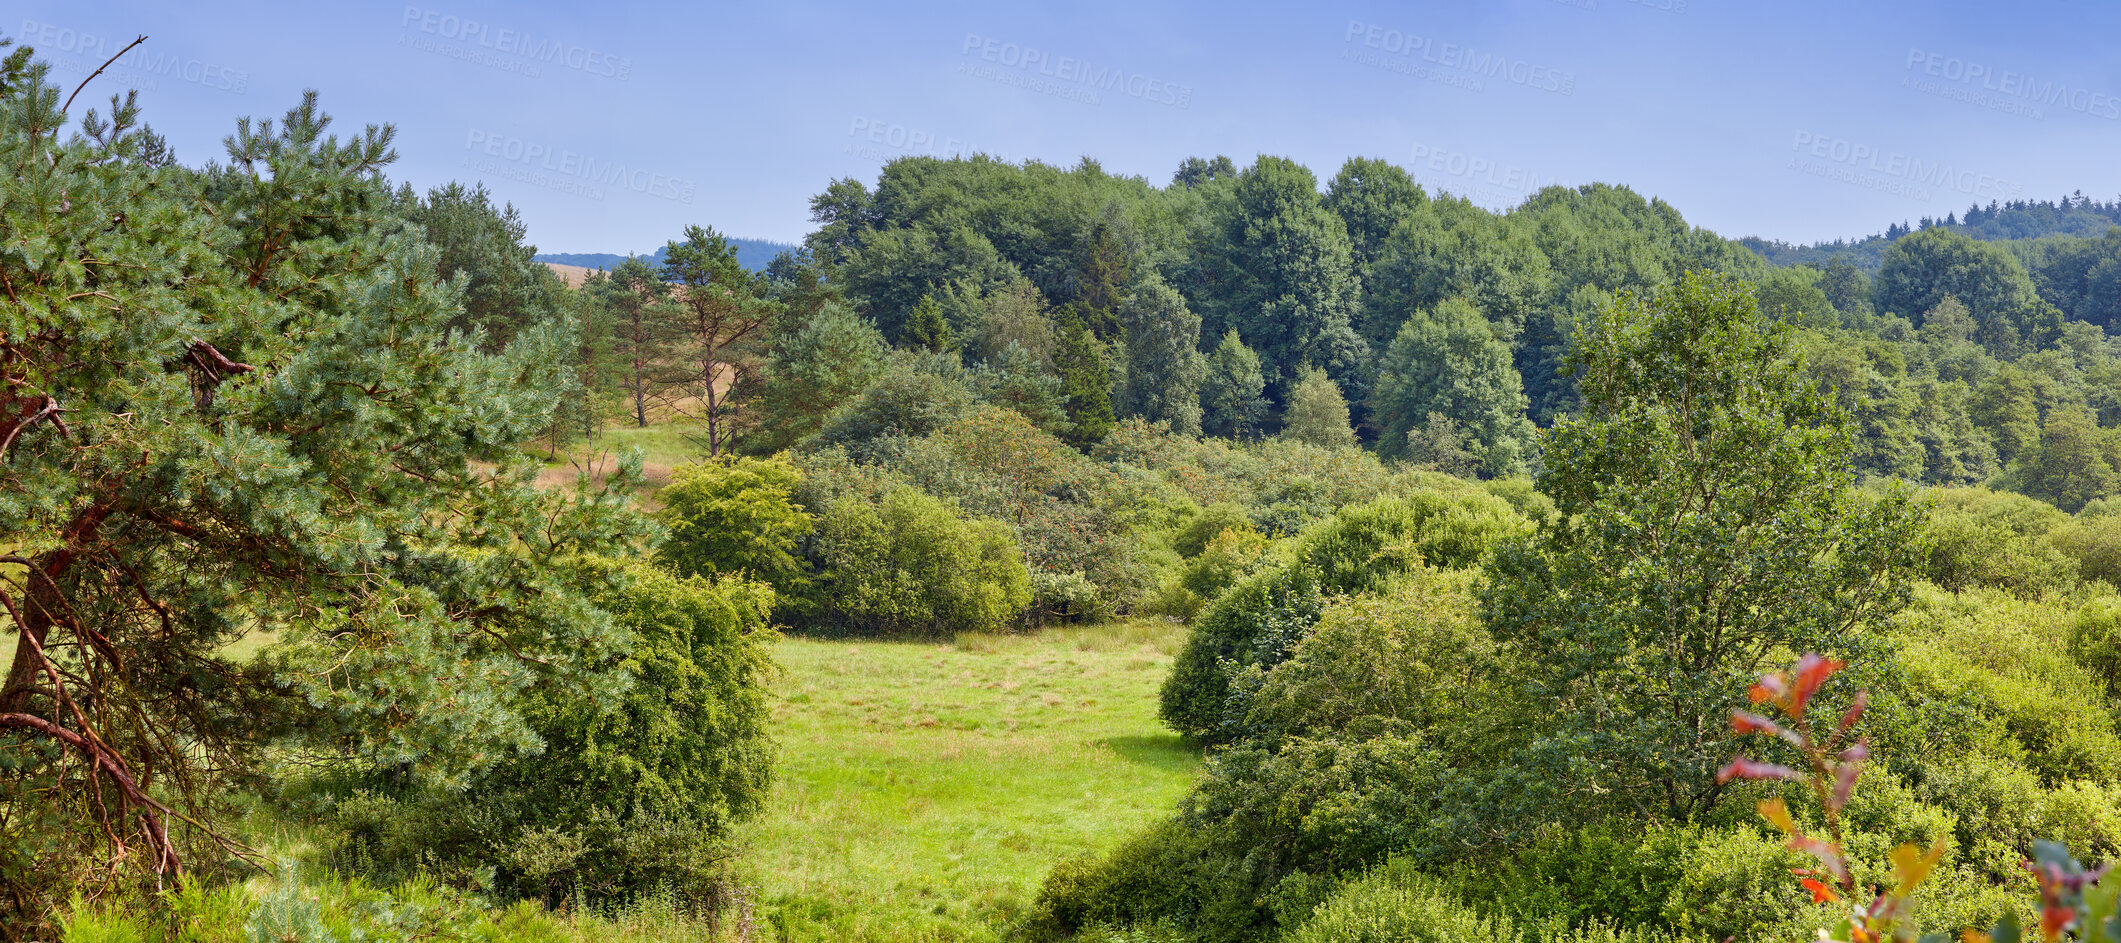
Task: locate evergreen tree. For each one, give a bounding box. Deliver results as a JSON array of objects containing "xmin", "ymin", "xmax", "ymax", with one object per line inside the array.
[
  {"xmin": 663, "ymin": 225, "xmax": 784, "ymax": 455},
  {"xmin": 1367, "ymin": 298, "xmax": 1536, "ymax": 477},
  {"xmin": 397, "ymin": 180, "xmax": 561, "ymax": 349},
  {"xmin": 0, "ymin": 72, "xmax": 655, "ymax": 910},
  {"xmin": 1118, "ymin": 276, "xmax": 1205, "ymax": 436},
  {"xmin": 974, "ymin": 341, "xmax": 1075, "ymax": 438},
  {"xmin": 1055, "ymin": 318, "xmax": 1117, "ymax": 448},
  {"xmin": 1278, "ymin": 366, "xmax": 1357, "ymax": 449},
  {"xmin": 903, "ymin": 293, "xmax": 958, "ymax": 354},
  {"xmin": 1202, "ymin": 330, "xmax": 1269, "ymax": 440},
  {"xmin": 595, "ymin": 253, "xmax": 679, "ymax": 427},
  {"xmin": 739, "ymin": 302, "xmax": 890, "ymax": 454}
]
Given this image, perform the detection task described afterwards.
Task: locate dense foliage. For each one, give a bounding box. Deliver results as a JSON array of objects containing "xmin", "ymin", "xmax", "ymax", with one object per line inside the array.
[{"xmin": 12, "ymin": 27, "xmax": 2121, "ymax": 943}]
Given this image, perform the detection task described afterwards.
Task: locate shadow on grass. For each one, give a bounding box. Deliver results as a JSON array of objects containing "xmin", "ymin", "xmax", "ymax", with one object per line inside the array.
[{"xmin": 1100, "ymin": 734, "xmax": 1198, "ymax": 772}]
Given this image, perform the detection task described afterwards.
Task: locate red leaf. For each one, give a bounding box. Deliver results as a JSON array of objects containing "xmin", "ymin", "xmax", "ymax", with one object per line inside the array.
[
  {"xmin": 2042, "ymin": 905, "xmax": 2076, "ymax": 941},
  {"xmin": 1836, "ymin": 690, "xmax": 1869, "ymax": 739},
  {"xmin": 1831, "ymin": 751, "xmax": 1864, "ymax": 811},
  {"xmin": 1801, "ymin": 878, "xmax": 1840, "ymax": 904},
  {"xmin": 1716, "ymin": 756, "xmax": 1802, "ymax": 784},
  {"xmin": 1787, "ymin": 835, "xmax": 1850, "ymax": 883},
  {"xmin": 1790, "ymin": 654, "xmax": 1844, "ymax": 716},
  {"xmin": 1730, "ymin": 710, "xmax": 1788, "ymax": 739}
]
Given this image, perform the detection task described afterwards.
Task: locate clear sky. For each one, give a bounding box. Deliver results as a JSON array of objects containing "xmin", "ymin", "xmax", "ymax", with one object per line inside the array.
[{"xmin": 18, "ymin": 1, "xmax": 2121, "ymax": 254}]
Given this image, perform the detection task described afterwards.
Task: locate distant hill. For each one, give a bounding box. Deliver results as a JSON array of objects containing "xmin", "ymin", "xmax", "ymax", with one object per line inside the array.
[
  {"xmin": 1744, "ymin": 193, "xmax": 2121, "ymax": 271},
  {"xmin": 535, "ymin": 237, "xmax": 797, "ymax": 274},
  {"xmin": 542, "ymin": 262, "xmax": 598, "ymax": 288}
]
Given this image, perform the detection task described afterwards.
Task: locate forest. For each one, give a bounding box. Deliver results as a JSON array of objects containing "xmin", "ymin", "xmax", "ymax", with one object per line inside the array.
[{"xmin": 8, "ymin": 29, "xmax": 2121, "ymax": 943}]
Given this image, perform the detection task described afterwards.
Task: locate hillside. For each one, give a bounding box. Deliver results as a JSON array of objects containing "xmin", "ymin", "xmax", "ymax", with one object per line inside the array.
[
  {"xmin": 1742, "ymin": 192, "xmax": 2121, "ymax": 271},
  {"xmin": 536, "ymin": 236, "xmax": 797, "ymax": 274}
]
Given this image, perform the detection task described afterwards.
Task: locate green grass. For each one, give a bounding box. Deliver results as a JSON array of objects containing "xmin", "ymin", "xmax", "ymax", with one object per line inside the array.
[{"xmin": 746, "ymin": 620, "xmax": 1201, "ymax": 942}]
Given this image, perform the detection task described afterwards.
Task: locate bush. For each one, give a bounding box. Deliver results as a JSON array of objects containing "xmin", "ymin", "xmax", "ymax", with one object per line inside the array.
[
  {"xmin": 1159, "ymin": 561, "xmax": 1325, "ymax": 740},
  {"xmin": 806, "ymin": 355, "xmax": 980, "ymax": 461},
  {"xmin": 2056, "ymin": 511, "xmax": 2121, "ymax": 588},
  {"xmin": 1242, "ymin": 570, "xmax": 1493, "ymax": 744},
  {"xmin": 316, "ymin": 559, "xmax": 777, "ymax": 908},
  {"xmin": 1031, "ymin": 819, "xmax": 1247, "ymax": 942},
  {"xmin": 1173, "ymin": 502, "xmax": 1255, "ymax": 558},
  {"xmin": 838, "ymin": 406, "xmax": 1150, "ymax": 621},
  {"xmin": 2069, "ymin": 598, "xmax": 2121, "ymax": 697},
  {"xmin": 1160, "ymin": 492, "xmax": 1525, "ymax": 741},
  {"xmin": 1918, "ymin": 486, "xmax": 2079, "ymax": 596},
  {"xmin": 1284, "ymin": 857, "xmax": 1698, "ymax": 943},
  {"xmin": 657, "ymin": 455, "xmax": 813, "ymax": 587},
  {"xmin": 1176, "ymin": 524, "xmax": 1272, "ymax": 602},
  {"xmin": 801, "ymin": 483, "xmax": 1032, "ymax": 635}
]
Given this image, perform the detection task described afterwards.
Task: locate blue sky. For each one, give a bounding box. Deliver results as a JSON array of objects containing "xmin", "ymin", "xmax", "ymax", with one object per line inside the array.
[{"xmin": 18, "ymin": 1, "xmax": 2121, "ymax": 254}]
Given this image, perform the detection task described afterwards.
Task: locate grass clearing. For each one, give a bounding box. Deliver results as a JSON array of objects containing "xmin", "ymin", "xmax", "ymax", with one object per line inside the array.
[{"xmin": 746, "ymin": 620, "xmax": 1200, "ymax": 942}]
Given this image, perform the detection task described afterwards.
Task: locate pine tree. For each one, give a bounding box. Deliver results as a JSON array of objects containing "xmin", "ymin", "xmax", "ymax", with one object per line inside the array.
[
  {"xmin": 1202, "ymin": 330, "xmax": 1269, "ymax": 440},
  {"xmin": 1055, "ymin": 317, "xmax": 1116, "ymax": 448},
  {"xmin": 0, "ymin": 64, "xmax": 655, "ymax": 912},
  {"xmin": 595, "ymin": 253, "xmax": 679, "ymax": 427},
  {"xmin": 739, "ymin": 302, "xmax": 890, "ymax": 453},
  {"xmin": 662, "ymin": 225, "xmax": 784, "ymax": 455},
  {"xmin": 903, "ymin": 293, "xmax": 958, "ymax": 354}
]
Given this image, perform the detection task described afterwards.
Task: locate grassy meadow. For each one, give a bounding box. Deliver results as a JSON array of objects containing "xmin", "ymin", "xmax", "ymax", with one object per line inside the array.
[
  {"xmin": 51, "ymin": 618, "xmax": 1198, "ymax": 943},
  {"xmin": 747, "ymin": 621, "xmax": 1199, "ymax": 942}
]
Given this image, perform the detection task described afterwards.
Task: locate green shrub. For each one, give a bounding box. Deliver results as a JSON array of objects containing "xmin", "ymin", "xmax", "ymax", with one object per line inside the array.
[
  {"xmin": 2056, "ymin": 512, "xmax": 2121, "ymax": 588},
  {"xmin": 1158, "ymin": 561, "xmax": 1324, "ymax": 740},
  {"xmin": 1918, "ymin": 486, "xmax": 2079, "ymax": 596},
  {"xmin": 1160, "ymin": 492, "xmax": 1524, "ymax": 741},
  {"xmin": 1173, "ymin": 502, "xmax": 1255, "ymax": 558},
  {"xmin": 807, "ymin": 355, "xmax": 980, "ymax": 461},
  {"xmin": 1295, "ymin": 492, "xmax": 1527, "ymax": 590},
  {"xmin": 830, "ymin": 406, "xmax": 1149, "ymax": 621},
  {"xmin": 1031, "ymin": 819, "xmax": 1245, "ymax": 941},
  {"xmin": 2069, "ymin": 598, "xmax": 2121, "ymax": 696},
  {"xmin": 1877, "ymin": 585, "xmax": 2121, "ymax": 786},
  {"xmin": 801, "ymin": 483, "xmax": 1032, "ymax": 635},
  {"xmin": 316, "ymin": 559, "xmax": 777, "ymax": 909},
  {"xmin": 656, "ymin": 454, "xmax": 812, "ymax": 587},
  {"xmin": 1285, "ymin": 857, "xmax": 1699, "ymax": 943},
  {"xmin": 1242, "ymin": 570, "xmax": 1493, "ymax": 743},
  {"xmin": 1176, "ymin": 525, "xmax": 1272, "ymax": 602}
]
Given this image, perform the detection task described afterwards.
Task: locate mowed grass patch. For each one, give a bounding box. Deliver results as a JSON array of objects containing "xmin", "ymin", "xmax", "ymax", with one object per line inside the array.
[{"xmin": 747, "ymin": 620, "xmax": 1199, "ymax": 943}]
